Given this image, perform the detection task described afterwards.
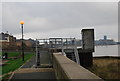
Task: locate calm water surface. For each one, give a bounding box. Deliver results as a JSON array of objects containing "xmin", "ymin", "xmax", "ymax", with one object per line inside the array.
[{"xmin": 93, "ymin": 45, "xmax": 119, "ymax": 57}]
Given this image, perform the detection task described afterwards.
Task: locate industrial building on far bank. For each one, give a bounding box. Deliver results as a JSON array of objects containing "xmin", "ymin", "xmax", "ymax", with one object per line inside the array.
[{"xmin": 95, "ymin": 35, "xmax": 117, "ymax": 45}]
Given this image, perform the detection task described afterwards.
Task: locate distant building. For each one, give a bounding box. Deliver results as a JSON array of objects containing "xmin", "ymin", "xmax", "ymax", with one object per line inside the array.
[
  {"xmin": 116, "ymin": 42, "xmax": 120, "ymax": 44},
  {"xmin": 104, "ymin": 35, "xmax": 107, "ymax": 40},
  {"xmin": 16, "ymin": 39, "xmax": 21, "ymax": 47},
  {"xmin": 16, "ymin": 38, "xmax": 36, "ymax": 48},
  {"xmin": 0, "ymin": 32, "xmax": 16, "ymax": 48},
  {"xmin": 0, "ymin": 32, "xmax": 36, "ymax": 51},
  {"xmin": 95, "ymin": 35, "xmax": 116, "ymax": 45}
]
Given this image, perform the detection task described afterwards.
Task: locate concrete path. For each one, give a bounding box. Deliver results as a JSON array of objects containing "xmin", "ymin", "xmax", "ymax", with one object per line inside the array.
[
  {"xmin": 10, "ymin": 49, "xmax": 56, "ymax": 80},
  {"xmin": 10, "ymin": 68, "xmax": 56, "ymax": 80},
  {"xmin": 39, "ymin": 50, "xmax": 52, "ymax": 68},
  {"xmin": 21, "ymin": 56, "xmax": 36, "ymax": 68},
  {"xmin": 21, "ymin": 50, "xmax": 52, "ymax": 68}
]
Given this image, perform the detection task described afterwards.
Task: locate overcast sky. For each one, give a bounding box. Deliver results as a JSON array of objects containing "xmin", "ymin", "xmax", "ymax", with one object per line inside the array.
[{"xmin": 1, "ymin": 2, "xmax": 118, "ymax": 41}]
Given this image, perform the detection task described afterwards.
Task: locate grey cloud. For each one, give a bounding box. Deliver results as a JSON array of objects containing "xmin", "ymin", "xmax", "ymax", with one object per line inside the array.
[{"xmin": 2, "ymin": 2, "xmax": 118, "ymax": 41}]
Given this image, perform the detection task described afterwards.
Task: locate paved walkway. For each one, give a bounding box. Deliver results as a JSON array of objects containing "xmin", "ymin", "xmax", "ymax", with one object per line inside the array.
[
  {"xmin": 39, "ymin": 50, "xmax": 52, "ymax": 68},
  {"xmin": 21, "ymin": 56, "xmax": 36, "ymax": 68},
  {"xmin": 10, "ymin": 68, "xmax": 56, "ymax": 80},
  {"xmin": 21, "ymin": 50, "xmax": 52, "ymax": 68},
  {"xmin": 10, "ymin": 49, "xmax": 56, "ymax": 80}
]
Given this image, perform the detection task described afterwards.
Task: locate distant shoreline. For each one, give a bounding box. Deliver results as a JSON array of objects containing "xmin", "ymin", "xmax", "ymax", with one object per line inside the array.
[
  {"xmin": 93, "ymin": 56, "xmax": 120, "ymax": 59},
  {"xmin": 95, "ymin": 44, "xmax": 119, "ymax": 46}
]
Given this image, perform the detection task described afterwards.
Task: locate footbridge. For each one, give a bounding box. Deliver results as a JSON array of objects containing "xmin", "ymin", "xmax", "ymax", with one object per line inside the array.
[{"xmin": 9, "ymin": 29, "xmax": 104, "ymax": 81}]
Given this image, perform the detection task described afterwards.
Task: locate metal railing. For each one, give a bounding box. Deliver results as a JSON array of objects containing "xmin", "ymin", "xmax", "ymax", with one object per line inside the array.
[{"xmin": 35, "ymin": 38, "xmax": 80, "ymax": 65}]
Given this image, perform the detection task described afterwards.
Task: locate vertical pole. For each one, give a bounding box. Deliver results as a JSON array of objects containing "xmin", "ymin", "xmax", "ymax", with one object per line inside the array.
[
  {"xmin": 36, "ymin": 39, "xmax": 38, "ymax": 67},
  {"xmin": 66, "ymin": 38, "xmax": 67, "ymax": 49},
  {"xmin": 37, "ymin": 51, "xmax": 40, "ymax": 66},
  {"xmin": 21, "ymin": 24, "xmax": 24, "ymax": 61},
  {"xmin": 62, "ymin": 38, "xmax": 66, "ymax": 56}
]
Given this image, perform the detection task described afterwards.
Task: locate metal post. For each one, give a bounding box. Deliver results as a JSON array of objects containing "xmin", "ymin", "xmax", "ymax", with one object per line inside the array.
[
  {"xmin": 62, "ymin": 38, "xmax": 66, "ymax": 56},
  {"xmin": 21, "ymin": 24, "xmax": 24, "ymax": 61},
  {"xmin": 36, "ymin": 39, "xmax": 38, "ymax": 66},
  {"xmin": 37, "ymin": 51, "xmax": 40, "ymax": 66},
  {"xmin": 66, "ymin": 38, "xmax": 67, "ymax": 49}
]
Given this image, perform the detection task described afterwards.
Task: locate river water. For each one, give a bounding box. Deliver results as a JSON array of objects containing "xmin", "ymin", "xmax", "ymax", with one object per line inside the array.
[
  {"xmin": 77, "ymin": 45, "xmax": 119, "ymax": 57},
  {"xmin": 93, "ymin": 45, "xmax": 119, "ymax": 57}
]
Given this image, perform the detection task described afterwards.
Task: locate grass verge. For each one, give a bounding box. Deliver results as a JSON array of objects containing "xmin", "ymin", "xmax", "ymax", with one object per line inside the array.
[
  {"xmin": 1, "ymin": 53, "xmax": 34, "ymax": 75},
  {"xmin": 2, "ymin": 52, "xmax": 21, "ymax": 57},
  {"xmin": 88, "ymin": 57, "xmax": 120, "ymax": 81}
]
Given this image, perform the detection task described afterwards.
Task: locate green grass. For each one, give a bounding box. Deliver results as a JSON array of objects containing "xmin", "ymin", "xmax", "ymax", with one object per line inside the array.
[
  {"xmin": 0, "ymin": 66, "xmax": 2, "ymax": 75},
  {"xmin": 1, "ymin": 53, "xmax": 34, "ymax": 75},
  {"xmin": 2, "ymin": 52, "xmax": 21, "ymax": 57},
  {"xmin": 7, "ymin": 52, "xmax": 21, "ymax": 57},
  {"xmin": 0, "ymin": 52, "xmax": 2, "ymax": 59},
  {"xmin": 0, "ymin": 52, "xmax": 2, "ymax": 56}
]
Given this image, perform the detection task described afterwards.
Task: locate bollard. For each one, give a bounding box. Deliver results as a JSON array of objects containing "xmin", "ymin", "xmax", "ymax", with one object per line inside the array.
[{"xmin": 37, "ymin": 51, "xmax": 40, "ymax": 66}]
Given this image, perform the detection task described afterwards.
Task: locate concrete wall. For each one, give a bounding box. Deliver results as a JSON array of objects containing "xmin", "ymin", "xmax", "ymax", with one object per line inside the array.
[
  {"xmin": 81, "ymin": 29, "xmax": 94, "ymax": 52},
  {"xmin": 53, "ymin": 52, "xmax": 104, "ymax": 81}
]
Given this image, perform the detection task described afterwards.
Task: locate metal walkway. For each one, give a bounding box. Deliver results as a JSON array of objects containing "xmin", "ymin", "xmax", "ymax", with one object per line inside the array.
[{"xmin": 36, "ymin": 38, "xmax": 80, "ymax": 65}]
